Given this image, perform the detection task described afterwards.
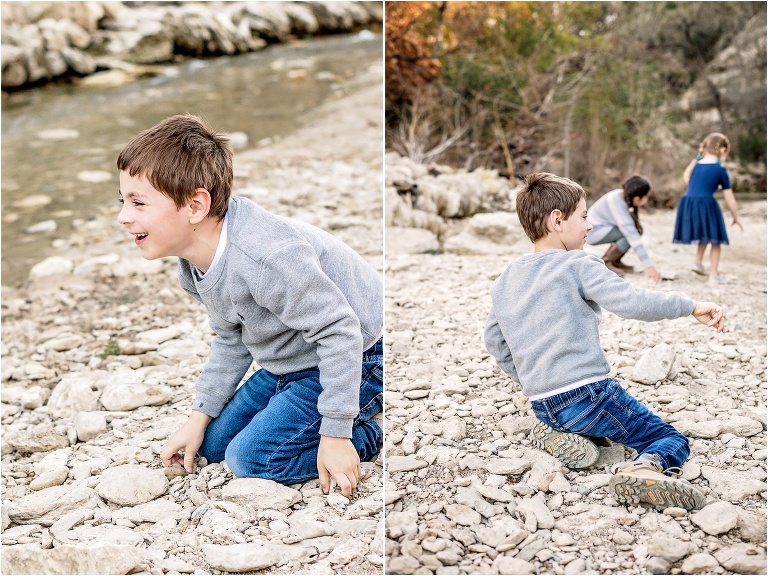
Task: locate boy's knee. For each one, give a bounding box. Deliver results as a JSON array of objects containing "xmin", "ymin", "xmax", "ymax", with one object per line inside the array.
[
  {"xmin": 224, "ymin": 439, "xmax": 274, "ymax": 479},
  {"xmin": 197, "ymin": 439, "xmax": 224, "ymax": 465}
]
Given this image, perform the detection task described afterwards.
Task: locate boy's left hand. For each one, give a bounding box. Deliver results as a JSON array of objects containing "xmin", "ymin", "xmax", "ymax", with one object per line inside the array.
[
  {"xmin": 692, "ymin": 301, "xmax": 725, "ymax": 333},
  {"xmin": 317, "ymin": 435, "xmax": 361, "ymax": 497}
]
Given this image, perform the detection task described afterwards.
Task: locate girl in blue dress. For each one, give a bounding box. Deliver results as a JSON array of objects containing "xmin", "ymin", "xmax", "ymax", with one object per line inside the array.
[{"xmin": 673, "ymin": 132, "xmax": 742, "ymax": 284}]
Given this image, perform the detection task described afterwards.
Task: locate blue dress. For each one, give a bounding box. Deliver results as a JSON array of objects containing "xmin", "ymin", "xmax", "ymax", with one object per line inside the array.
[{"xmin": 673, "ymin": 163, "xmax": 730, "ymax": 245}]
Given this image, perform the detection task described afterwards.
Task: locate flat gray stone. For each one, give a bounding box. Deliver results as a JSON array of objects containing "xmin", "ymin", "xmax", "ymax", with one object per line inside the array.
[
  {"xmin": 387, "ymin": 455, "xmax": 428, "ymax": 472},
  {"xmin": 681, "ymin": 553, "xmax": 720, "ymax": 574},
  {"xmin": 714, "ymin": 543, "xmax": 767, "ymax": 574},
  {"xmin": 1, "ymin": 543, "xmax": 143, "ymax": 575},
  {"xmin": 96, "ymin": 464, "xmax": 168, "ymax": 506},
  {"xmin": 203, "ymin": 543, "xmax": 280, "ymax": 572},
  {"xmin": 485, "ymin": 457, "xmax": 531, "ymax": 475},
  {"xmin": 100, "ymin": 383, "xmax": 173, "ymax": 411},
  {"xmin": 7, "ymin": 486, "xmax": 96, "ymax": 526},
  {"xmin": 690, "ymin": 501, "xmax": 739, "ymax": 535},
  {"xmin": 632, "ymin": 343, "xmax": 675, "ymax": 384},
  {"xmin": 29, "ymin": 467, "xmax": 69, "ymax": 491},
  {"xmin": 646, "ymin": 536, "xmax": 695, "ymax": 563},
  {"xmin": 221, "ymin": 478, "xmax": 301, "ymax": 511},
  {"xmin": 494, "ymin": 556, "xmax": 536, "ymax": 575},
  {"xmin": 444, "ymin": 503, "xmax": 481, "ymax": 526},
  {"xmin": 701, "ymin": 466, "xmax": 765, "ymax": 501}
]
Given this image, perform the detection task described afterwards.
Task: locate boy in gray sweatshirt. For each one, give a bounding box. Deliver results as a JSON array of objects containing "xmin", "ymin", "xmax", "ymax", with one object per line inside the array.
[
  {"xmin": 116, "ymin": 115, "xmax": 382, "ymax": 496},
  {"xmin": 484, "ymin": 173, "xmax": 725, "ymax": 511}
]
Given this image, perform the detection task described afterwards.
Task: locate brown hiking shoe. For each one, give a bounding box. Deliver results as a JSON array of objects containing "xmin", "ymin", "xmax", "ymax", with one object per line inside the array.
[
  {"xmin": 529, "ymin": 421, "xmax": 600, "ymax": 469},
  {"xmin": 609, "ymin": 460, "xmax": 706, "ymax": 510}
]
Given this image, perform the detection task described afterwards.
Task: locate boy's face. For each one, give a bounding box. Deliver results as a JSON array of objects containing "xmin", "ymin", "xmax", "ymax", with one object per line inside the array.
[
  {"xmin": 117, "ymin": 171, "xmax": 192, "ymax": 261},
  {"xmin": 560, "ymin": 198, "xmax": 592, "ymax": 251}
]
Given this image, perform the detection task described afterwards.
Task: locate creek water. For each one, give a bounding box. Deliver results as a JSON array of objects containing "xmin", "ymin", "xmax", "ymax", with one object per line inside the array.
[{"xmin": 1, "ymin": 31, "xmax": 382, "ymax": 287}]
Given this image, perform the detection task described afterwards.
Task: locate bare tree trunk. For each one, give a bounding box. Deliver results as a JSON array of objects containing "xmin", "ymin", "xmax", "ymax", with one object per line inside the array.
[{"xmin": 432, "ymin": 2, "xmax": 447, "ymax": 59}]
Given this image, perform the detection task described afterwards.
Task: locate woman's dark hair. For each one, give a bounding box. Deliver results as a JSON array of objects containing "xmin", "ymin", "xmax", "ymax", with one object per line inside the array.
[{"xmin": 622, "ymin": 175, "xmax": 650, "ymax": 235}]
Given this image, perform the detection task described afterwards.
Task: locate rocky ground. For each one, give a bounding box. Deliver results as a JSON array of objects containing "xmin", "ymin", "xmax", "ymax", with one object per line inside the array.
[
  {"xmin": 384, "ymin": 174, "xmax": 767, "ymax": 574},
  {"xmin": 0, "ymin": 58, "xmax": 383, "ymax": 574}
]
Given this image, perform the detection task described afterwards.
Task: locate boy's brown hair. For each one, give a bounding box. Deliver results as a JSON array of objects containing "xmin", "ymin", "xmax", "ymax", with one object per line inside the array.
[
  {"xmin": 117, "ymin": 114, "xmax": 233, "ymax": 219},
  {"xmin": 516, "ymin": 172, "xmax": 586, "ymax": 242}
]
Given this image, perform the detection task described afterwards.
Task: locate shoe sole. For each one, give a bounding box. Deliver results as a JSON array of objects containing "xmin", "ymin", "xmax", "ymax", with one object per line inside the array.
[
  {"xmin": 692, "ymin": 267, "xmax": 707, "ymax": 276},
  {"xmin": 609, "ymin": 473, "xmax": 706, "ymax": 510},
  {"xmin": 529, "ymin": 421, "xmax": 600, "ymax": 469}
]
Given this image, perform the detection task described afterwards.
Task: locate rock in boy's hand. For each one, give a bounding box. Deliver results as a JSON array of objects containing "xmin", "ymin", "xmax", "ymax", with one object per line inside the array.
[
  {"xmin": 317, "ymin": 435, "xmax": 362, "ymax": 497},
  {"xmin": 692, "ymin": 301, "xmax": 725, "ymax": 333}
]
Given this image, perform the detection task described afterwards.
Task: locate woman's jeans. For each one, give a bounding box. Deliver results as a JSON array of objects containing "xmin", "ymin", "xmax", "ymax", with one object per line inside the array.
[
  {"xmin": 530, "ymin": 378, "xmax": 690, "ymax": 471},
  {"xmin": 588, "ymin": 225, "xmax": 630, "ymax": 253},
  {"xmin": 198, "ymin": 338, "xmax": 383, "ymax": 484}
]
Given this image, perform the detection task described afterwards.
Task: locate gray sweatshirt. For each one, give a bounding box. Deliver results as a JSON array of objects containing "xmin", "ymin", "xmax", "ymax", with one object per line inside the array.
[
  {"xmin": 178, "ymin": 196, "xmax": 383, "ymax": 438},
  {"xmin": 484, "ymin": 250, "xmax": 693, "ymax": 398}
]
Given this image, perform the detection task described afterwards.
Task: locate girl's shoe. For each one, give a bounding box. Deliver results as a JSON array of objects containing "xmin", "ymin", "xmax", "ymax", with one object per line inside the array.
[
  {"xmin": 692, "ymin": 262, "xmax": 707, "ymax": 276},
  {"xmin": 609, "ymin": 460, "xmax": 706, "ymax": 510},
  {"xmin": 529, "ymin": 421, "xmax": 600, "ymax": 469},
  {"xmin": 708, "ymin": 275, "xmax": 720, "ymax": 285}
]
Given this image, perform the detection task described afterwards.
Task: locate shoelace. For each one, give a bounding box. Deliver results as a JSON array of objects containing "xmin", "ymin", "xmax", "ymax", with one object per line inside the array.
[
  {"xmin": 663, "ymin": 466, "xmax": 684, "ymax": 478},
  {"xmin": 610, "ymin": 460, "xmax": 662, "ymax": 474},
  {"xmin": 611, "ymin": 460, "xmax": 685, "ymax": 479}
]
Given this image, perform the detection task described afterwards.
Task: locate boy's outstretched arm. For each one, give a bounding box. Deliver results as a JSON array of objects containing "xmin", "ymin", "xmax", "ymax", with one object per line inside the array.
[
  {"xmin": 160, "ymin": 410, "xmax": 212, "ymax": 473},
  {"xmin": 692, "ymin": 301, "xmax": 726, "ymax": 333},
  {"xmin": 317, "ymin": 435, "xmax": 362, "ymax": 497}
]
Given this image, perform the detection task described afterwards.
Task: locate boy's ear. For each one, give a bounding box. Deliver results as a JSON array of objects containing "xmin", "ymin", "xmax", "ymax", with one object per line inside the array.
[
  {"xmin": 549, "ymin": 209, "xmax": 563, "ymax": 231},
  {"xmin": 188, "ymin": 188, "xmax": 212, "ymax": 224}
]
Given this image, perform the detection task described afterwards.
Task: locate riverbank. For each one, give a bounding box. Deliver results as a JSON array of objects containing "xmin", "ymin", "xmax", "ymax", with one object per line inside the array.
[
  {"xmin": 384, "ymin": 188, "xmax": 767, "ymax": 573},
  {"xmin": 0, "ymin": 55, "xmax": 383, "ymax": 575},
  {"xmin": 1, "ymin": 1, "xmax": 382, "ymax": 91}
]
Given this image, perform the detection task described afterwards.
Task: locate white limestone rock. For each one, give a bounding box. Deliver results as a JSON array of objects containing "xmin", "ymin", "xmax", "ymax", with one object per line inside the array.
[
  {"xmin": 701, "ymin": 466, "xmax": 766, "ymax": 502},
  {"xmin": 74, "ymin": 411, "xmax": 107, "ymax": 441},
  {"xmin": 1, "ymin": 543, "xmax": 143, "ymax": 575},
  {"xmin": 221, "ymin": 478, "xmax": 302, "ymax": 511},
  {"xmin": 96, "ymin": 464, "xmax": 168, "ymax": 506},
  {"xmin": 99, "ymin": 383, "xmax": 173, "ymax": 411},
  {"xmin": 386, "ymin": 456, "xmax": 428, "ymax": 473},
  {"xmin": 34, "ymin": 449, "xmax": 71, "ymax": 476},
  {"xmin": 690, "ymin": 501, "xmax": 740, "ymax": 535},
  {"xmin": 7, "ymin": 486, "xmax": 96, "ymax": 526},
  {"xmin": 632, "ymin": 343, "xmax": 676, "ymax": 384},
  {"xmin": 203, "ymin": 543, "xmax": 281, "ymax": 572},
  {"xmin": 29, "ymin": 467, "xmax": 69, "ymax": 491},
  {"xmin": 29, "ymin": 256, "xmax": 73, "ymax": 279},
  {"xmin": 714, "ymin": 543, "xmax": 767, "ymax": 575},
  {"xmin": 47, "ymin": 375, "xmax": 99, "ymax": 419}
]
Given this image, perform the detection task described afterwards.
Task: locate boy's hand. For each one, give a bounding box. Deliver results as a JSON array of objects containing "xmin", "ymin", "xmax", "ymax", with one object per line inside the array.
[
  {"xmin": 317, "ymin": 435, "xmax": 361, "ymax": 497},
  {"xmin": 692, "ymin": 301, "xmax": 725, "ymax": 333},
  {"xmin": 160, "ymin": 410, "xmax": 212, "ymax": 473}
]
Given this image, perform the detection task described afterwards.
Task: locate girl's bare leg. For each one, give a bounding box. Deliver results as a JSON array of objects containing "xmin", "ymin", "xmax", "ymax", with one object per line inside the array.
[
  {"xmin": 695, "ymin": 243, "xmax": 707, "ymax": 266},
  {"xmin": 710, "ymin": 244, "xmax": 721, "ymax": 277}
]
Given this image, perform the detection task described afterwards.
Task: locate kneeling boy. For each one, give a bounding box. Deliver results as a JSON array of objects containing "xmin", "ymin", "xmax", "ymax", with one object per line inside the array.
[
  {"xmin": 116, "ymin": 115, "xmax": 383, "ymax": 496},
  {"xmin": 484, "ymin": 173, "xmax": 724, "ymax": 510}
]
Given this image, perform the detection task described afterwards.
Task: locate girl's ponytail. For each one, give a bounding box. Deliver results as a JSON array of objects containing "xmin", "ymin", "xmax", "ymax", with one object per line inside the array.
[
  {"xmin": 701, "ymin": 132, "xmax": 730, "ymax": 157},
  {"xmin": 622, "ymin": 175, "xmax": 651, "ymax": 235}
]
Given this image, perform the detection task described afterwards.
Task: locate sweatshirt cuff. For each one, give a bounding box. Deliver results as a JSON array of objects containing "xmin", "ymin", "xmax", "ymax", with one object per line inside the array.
[
  {"xmin": 682, "ymin": 298, "xmax": 694, "ymax": 316},
  {"xmin": 319, "ymin": 415, "xmax": 354, "ymax": 438},
  {"xmin": 192, "ymin": 390, "xmax": 229, "ymax": 418}
]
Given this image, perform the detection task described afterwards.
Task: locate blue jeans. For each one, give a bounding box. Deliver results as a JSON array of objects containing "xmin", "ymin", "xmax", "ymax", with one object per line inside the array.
[
  {"xmin": 588, "ymin": 225, "xmax": 630, "ymax": 253},
  {"xmin": 530, "ymin": 378, "xmax": 690, "ymax": 470},
  {"xmin": 198, "ymin": 338, "xmax": 383, "ymax": 484}
]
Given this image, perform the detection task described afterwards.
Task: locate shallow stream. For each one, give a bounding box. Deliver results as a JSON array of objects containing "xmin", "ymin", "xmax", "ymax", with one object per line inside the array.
[{"xmin": 1, "ymin": 32, "xmax": 381, "ymax": 286}]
